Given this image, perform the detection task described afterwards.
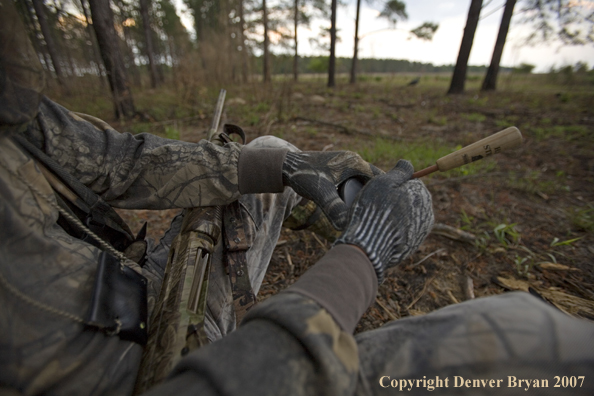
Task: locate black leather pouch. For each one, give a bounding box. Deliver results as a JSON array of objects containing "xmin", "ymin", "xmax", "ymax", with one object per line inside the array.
[{"xmin": 87, "ymin": 251, "xmax": 148, "ymax": 345}]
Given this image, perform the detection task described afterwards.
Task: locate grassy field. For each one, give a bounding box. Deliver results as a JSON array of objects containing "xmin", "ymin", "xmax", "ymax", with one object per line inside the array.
[{"xmin": 48, "ymin": 71, "xmax": 594, "ymax": 329}]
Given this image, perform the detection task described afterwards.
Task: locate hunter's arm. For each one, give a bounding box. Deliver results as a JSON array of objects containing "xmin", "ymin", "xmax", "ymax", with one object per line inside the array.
[
  {"xmin": 23, "ymin": 97, "xmax": 287, "ymax": 209},
  {"xmin": 144, "ymin": 244, "xmax": 377, "ymax": 396}
]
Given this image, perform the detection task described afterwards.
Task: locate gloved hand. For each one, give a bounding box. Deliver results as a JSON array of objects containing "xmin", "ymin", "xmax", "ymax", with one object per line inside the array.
[
  {"xmin": 334, "ymin": 160, "xmax": 434, "ymax": 283},
  {"xmin": 282, "ymin": 151, "xmax": 383, "ymax": 230}
]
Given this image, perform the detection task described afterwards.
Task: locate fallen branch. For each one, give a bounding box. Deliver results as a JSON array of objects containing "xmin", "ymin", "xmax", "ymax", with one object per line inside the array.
[
  {"xmin": 271, "ymin": 272, "xmax": 284, "ymax": 282},
  {"xmin": 375, "ymin": 298, "xmax": 398, "ymax": 321},
  {"xmin": 407, "ymin": 274, "xmax": 437, "ymax": 310},
  {"xmin": 431, "ymin": 223, "xmax": 476, "ymax": 244},
  {"xmin": 447, "ymin": 290, "xmax": 460, "ymax": 304},
  {"xmin": 494, "ymin": 276, "xmax": 594, "ymax": 319},
  {"xmin": 411, "ymin": 248, "xmax": 447, "ymax": 267},
  {"xmin": 284, "ymin": 246, "xmax": 294, "ymax": 278},
  {"xmin": 564, "ymin": 278, "xmax": 594, "ymax": 300},
  {"xmin": 464, "ymin": 276, "xmax": 475, "ymax": 300},
  {"xmin": 310, "ymin": 232, "xmax": 328, "ymax": 252}
]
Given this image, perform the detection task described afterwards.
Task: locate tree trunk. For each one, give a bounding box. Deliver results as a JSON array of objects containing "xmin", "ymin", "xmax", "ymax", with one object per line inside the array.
[
  {"xmin": 20, "ymin": 0, "xmax": 51, "ymax": 73},
  {"xmin": 187, "ymin": 1, "xmax": 203, "ymax": 43},
  {"xmin": 88, "ymin": 0, "xmax": 135, "ymax": 119},
  {"xmin": 293, "ymin": 0, "xmax": 298, "ymax": 82},
  {"xmin": 481, "ymin": 0, "xmax": 516, "ymax": 91},
  {"xmin": 31, "ymin": 0, "xmax": 68, "ymax": 90},
  {"xmin": 51, "ymin": 1, "xmax": 77, "ymax": 77},
  {"xmin": 350, "ymin": 0, "xmax": 361, "ymax": 84},
  {"xmin": 139, "ymin": 0, "xmax": 159, "ymax": 88},
  {"xmin": 80, "ymin": 0, "xmax": 106, "ymax": 88},
  {"xmin": 157, "ymin": 61, "xmax": 165, "ymax": 84},
  {"xmin": 263, "ymin": 0, "xmax": 271, "ymax": 83},
  {"xmin": 223, "ymin": 0, "xmax": 233, "ymax": 83},
  {"xmin": 166, "ymin": 35, "xmax": 177, "ymax": 85},
  {"xmin": 63, "ymin": 36, "xmax": 77, "ymax": 77},
  {"xmin": 121, "ymin": 24, "xmax": 142, "ymax": 88},
  {"xmin": 447, "ymin": 0, "xmax": 483, "ymax": 95},
  {"xmin": 239, "ymin": 0, "xmax": 248, "ymax": 83},
  {"xmin": 196, "ymin": 5, "xmax": 204, "ymax": 43},
  {"xmin": 328, "ymin": 0, "xmax": 337, "ymax": 88}
]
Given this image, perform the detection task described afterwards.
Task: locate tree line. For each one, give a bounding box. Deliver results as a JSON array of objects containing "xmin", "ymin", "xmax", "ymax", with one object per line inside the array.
[
  {"xmin": 257, "ymin": 55, "xmax": 512, "ymax": 75},
  {"xmin": 15, "ymin": 0, "xmax": 593, "ymax": 120}
]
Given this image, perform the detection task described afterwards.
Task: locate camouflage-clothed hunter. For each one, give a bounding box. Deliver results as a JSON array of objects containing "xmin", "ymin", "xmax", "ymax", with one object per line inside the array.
[
  {"xmin": 0, "ymin": 98, "xmax": 299, "ymax": 394},
  {"xmin": 0, "ymin": 2, "xmax": 368, "ymax": 393},
  {"xmin": 2, "ymin": 1, "xmax": 594, "ymax": 395}
]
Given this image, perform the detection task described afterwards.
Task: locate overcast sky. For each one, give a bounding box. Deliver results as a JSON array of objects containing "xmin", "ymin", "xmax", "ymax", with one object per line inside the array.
[{"xmin": 174, "ymin": 0, "xmax": 594, "ymax": 72}]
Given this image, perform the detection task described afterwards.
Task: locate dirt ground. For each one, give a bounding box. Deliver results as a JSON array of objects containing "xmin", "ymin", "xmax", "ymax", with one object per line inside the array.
[{"xmin": 112, "ymin": 74, "xmax": 594, "ymax": 332}]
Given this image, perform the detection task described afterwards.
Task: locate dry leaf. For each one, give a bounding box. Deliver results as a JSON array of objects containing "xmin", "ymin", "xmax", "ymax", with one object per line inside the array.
[{"xmin": 538, "ymin": 262, "xmax": 579, "ymax": 271}]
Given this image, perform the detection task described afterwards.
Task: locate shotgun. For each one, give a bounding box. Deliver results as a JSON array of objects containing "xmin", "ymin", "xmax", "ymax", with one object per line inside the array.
[{"xmin": 134, "ymin": 90, "xmax": 227, "ymax": 393}]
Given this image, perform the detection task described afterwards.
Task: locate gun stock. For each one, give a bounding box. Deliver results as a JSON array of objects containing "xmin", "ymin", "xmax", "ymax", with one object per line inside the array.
[{"xmin": 134, "ymin": 90, "xmax": 227, "ymax": 393}]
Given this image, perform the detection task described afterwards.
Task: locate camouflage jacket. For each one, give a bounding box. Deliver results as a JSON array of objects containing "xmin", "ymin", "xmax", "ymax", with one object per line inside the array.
[
  {"xmin": 0, "ymin": 97, "xmax": 361, "ymax": 396},
  {"xmin": 22, "ymin": 97, "xmax": 244, "ymax": 209},
  {"xmin": 0, "ymin": 97, "xmax": 239, "ymax": 395},
  {"xmin": 145, "ymin": 292, "xmax": 360, "ymax": 396}
]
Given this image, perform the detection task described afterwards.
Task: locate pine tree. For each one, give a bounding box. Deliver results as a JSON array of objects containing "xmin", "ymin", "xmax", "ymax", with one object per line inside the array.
[{"xmin": 88, "ymin": 0, "xmax": 136, "ymax": 119}]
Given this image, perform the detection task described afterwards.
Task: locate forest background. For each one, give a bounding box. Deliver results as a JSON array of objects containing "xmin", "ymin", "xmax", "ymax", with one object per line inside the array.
[{"xmin": 16, "ymin": 0, "xmax": 594, "ymax": 117}]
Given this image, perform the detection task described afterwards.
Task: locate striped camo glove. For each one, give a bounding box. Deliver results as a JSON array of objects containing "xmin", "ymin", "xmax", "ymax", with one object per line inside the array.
[
  {"xmin": 282, "ymin": 151, "xmax": 383, "ymax": 230},
  {"xmin": 334, "ymin": 160, "xmax": 434, "ymax": 283}
]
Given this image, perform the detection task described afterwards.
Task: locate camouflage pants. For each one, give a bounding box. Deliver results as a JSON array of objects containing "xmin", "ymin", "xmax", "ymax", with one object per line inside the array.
[
  {"xmin": 354, "ymin": 291, "xmax": 594, "ymax": 395},
  {"xmin": 145, "ymin": 136, "xmax": 302, "ymax": 342}
]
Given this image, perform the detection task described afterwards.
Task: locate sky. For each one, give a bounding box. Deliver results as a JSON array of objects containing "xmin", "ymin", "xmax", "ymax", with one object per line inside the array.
[{"xmin": 174, "ymin": 0, "xmax": 594, "ymax": 72}]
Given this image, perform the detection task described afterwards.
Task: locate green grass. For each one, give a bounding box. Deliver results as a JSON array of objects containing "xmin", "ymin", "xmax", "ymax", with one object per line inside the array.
[
  {"xmin": 348, "ymin": 137, "xmax": 496, "ymax": 176},
  {"xmin": 306, "ymin": 127, "xmax": 318, "ymax": 136},
  {"xmin": 55, "ymin": 94, "xmax": 113, "ymax": 122},
  {"xmin": 492, "ymin": 223, "xmax": 521, "ymax": 247},
  {"xmin": 165, "ymin": 126, "xmax": 180, "ymax": 140},
  {"xmin": 568, "ymin": 204, "xmax": 594, "ymax": 232},
  {"xmin": 357, "ymin": 75, "xmax": 385, "ymax": 83},
  {"xmin": 529, "ymin": 125, "xmax": 589, "ymax": 141},
  {"xmin": 462, "ymin": 112, "xmax": 487, "ymax": 123},
  {"xmin": 495, "ymin": 119, "xmax": 513, "ymax": 128},
  {"xmin": 504, "ymin": 171, "xmax": 564, "ymax": 196},
  {"xmin": 550, "ymin": 236, "xmax": 583, "ymax": 247},
  {"xmin": 466, "ymin": 96, "xmax": 489, "ymax": 107},
  {"xmin": 427, "ymin": 110, "xmax": 448, "ymax": 125},
  {"xmin": 246, "ymin": 113, "xmax": 260, "ymax": 126},
  {"xmin": 458, "ymin": 209, "xmax": 475, "ymax": 231},
  {"xmin": 135, "ymin": 89, "xmax": 194, "ymax": 120},
  {"xmin": 254, "ymin": 102, "xmax": 270, "ymax": 112},
  {"xmin": 494, "ymin": 115, "xmax": 519, "ymax": 129},
  {"xmin": 129, "ymin": 122, "xmax": 152, "ymax": 135}
]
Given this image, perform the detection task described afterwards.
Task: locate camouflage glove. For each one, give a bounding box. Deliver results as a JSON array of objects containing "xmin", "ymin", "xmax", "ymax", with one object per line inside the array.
[
  {"xmin": 282, "ymin": 151, "xmax": 383, "ymax": 230},
  {"xmin": 334, "ymin": 160, "xmax": 434, "ymax": 283}
]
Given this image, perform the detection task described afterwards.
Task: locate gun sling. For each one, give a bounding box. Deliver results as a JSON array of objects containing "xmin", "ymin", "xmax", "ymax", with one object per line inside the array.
[{"xmin": 9, "ymin": 132, "xmax": 149, "ymax": 345}]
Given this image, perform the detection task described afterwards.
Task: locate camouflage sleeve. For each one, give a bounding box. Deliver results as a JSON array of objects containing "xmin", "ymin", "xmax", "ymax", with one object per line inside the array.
[
  {"xmin": 23, "ymin": 97, "xmax": 243, "ymax": 209},
  {"xmin": 145, "ymin": 293, "xmax": 359, "ymax": 396}
]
